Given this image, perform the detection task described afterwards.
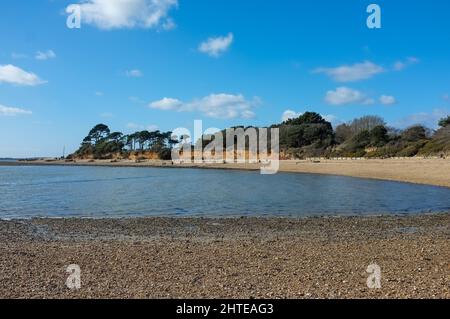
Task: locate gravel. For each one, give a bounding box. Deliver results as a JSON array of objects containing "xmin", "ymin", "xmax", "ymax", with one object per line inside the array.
[{"xmin": 0, "ymin": 214, "xmax": 449, "ymax": 299}]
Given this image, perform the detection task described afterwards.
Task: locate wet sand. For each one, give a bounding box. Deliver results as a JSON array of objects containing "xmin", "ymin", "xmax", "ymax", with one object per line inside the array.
[
  {"xmin": 0, "ymin": 214, "xmax": 449, "ymax": 299},
  {"xmin": 4, "ymin": 158, "xmax": 450, "ymax": 188}
]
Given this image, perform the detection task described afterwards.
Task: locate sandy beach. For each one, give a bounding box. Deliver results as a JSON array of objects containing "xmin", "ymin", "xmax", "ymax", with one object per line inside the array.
[
  {"xmin": 0, "ymin": 214, "xmax": 449, "ymax": 299},
  {"xmin": 4, "ymin": 157, "xmax": 450, "ymax": 188}
]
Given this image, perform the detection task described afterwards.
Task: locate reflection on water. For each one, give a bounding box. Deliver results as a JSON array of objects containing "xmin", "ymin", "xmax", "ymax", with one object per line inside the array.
[{"xmin": 0, "ymin": 166, "xmax": 449, "ymax": 219}]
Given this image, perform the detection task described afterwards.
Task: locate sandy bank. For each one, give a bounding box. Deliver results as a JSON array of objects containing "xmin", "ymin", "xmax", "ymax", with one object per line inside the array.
[{"xmin": 0, "ymin": 214, "xmax": 449, "ymax": 299}]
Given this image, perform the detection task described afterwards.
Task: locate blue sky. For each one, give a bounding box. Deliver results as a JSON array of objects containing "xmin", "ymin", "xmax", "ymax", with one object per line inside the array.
[{"xmin": 0, "ymin": 0, "xmax": 449, "ymax": 157}]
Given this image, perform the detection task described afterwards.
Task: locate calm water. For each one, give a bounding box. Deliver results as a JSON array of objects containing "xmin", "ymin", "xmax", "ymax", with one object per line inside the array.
[{"xmin": 0, "ymin": 165, "xmax": 449, "ymax": 219}]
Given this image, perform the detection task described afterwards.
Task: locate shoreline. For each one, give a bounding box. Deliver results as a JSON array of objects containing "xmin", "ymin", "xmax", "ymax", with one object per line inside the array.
[
  {"xmin": 1, "ymin": 213, "xmax": 449, "ymax": 299},
  {"xmin": 2, "ymin": 210, "xmax": 450, "ymax": 222},
  {"xmin": 2, "ymin": 157, "xmax": 450, "ymax": 188}
]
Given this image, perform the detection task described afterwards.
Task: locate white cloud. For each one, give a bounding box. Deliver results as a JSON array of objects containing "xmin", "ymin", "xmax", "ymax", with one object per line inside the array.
[
  {"xmin": 126, "ymin": 69, "xmax": 143, "ymax": 77},
  {"xmin": 162, "ymin": 18, "xmax": 176, "ymax": 30},
  {"xmin": 199, "ymin": 33, "xmax": 234, "ymax": 57},
  {"xmin": 0, "ymin": 104, "xmax": 32, "ymax": 116},
  {"xmin": 35, "ymin": 50, "xmax": 56, "ymax": 60},
  {"xmin": 0, "ymin": 64, "xmax": 46, "ymax": 86},
  {"xmin": 150, "ymin": 97, "xmax": 183, "ymax": 110},
  {"xmin": 323, "ymin": 114, "xmax": 342, "ymax": 126},
  {"xmin": 379, "ymin": 95, "xmax": 397, "ymax": 105},
  {"xmin": 183, "ymin": 93, "xmax": 257, "ymax": 119},
  {"xmin": 282, "ymin": 110, "xmax": 303, "ymax": 122},
  {"xmin": 392, "ymin": 108, "xmax": 449, "ymax": 129},
  {"xmin": 66, "ymin": 0, "xmax": 178, "ymax": 30},
  {"xmin": 95, "ymin": 91, "xmax": 104, "ymax": 96},
  {"xmin": 393, "ymin": 57, "xmax": 419, "ymax": 71},
  {"xmin": 150, "ymin": 93, "xmax": 259, "ymax": 119},
  {"xmin": 325, "ymin": 88, "xmax": 396, "ymax": 106},
  {"xmin": 126, "ymin": 122, "xmax": 159, "ymax": 131},
  {"xmin": 325, "ymin": 87, "xmax": 373, "ymax": 105},
  {"xmin": 313, "ymin": 61, "xmax": 384, "ymax": 82}
]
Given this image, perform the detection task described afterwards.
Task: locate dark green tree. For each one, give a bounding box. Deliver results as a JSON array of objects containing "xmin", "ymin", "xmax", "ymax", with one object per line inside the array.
[
  {"xmin": 137, "ymin": 131, "xmax": 152, "ymax": 150},
  {"xmin": 401, "ymin": 125, "xmax": 428, "ymax": 142},
  {"xmin": 277, "ymin": 112, "xmax": 334, "ymax": 149},
  {"xmin": 369, "ymin": 125, "xmax": 389, "ymax": 147},
  {"xmin": 85, "ymin": 124, "xmax": 110, "ymax": 145},
  {"xmin": 281, "ymin": 111, "xmax": 329, "ymax": 126},
  {"xmin": 438, "ymin": 116, "xmax": 450, "ymax": 127}
]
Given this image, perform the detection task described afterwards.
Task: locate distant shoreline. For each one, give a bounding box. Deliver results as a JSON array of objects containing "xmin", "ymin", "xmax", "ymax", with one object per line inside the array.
[{"xmin": 2, "ymin": 157, "xmax": 450, "ymax": 188}]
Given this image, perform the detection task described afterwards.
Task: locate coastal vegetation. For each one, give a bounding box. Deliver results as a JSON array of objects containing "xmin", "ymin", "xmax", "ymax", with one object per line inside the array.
[
  {"xmin": 70, "ymin": 124, "xmax": 176, "ymax": 160},
  {"xmin": 70, "ymin": 113, "xmax": 450, "ymax": 160}
]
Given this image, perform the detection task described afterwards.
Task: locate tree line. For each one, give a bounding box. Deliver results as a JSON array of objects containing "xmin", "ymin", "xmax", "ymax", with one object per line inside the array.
[
  {"xmin": 72, "ymin": 124, "xmax": 176, "ymax": 160},
  {"xmin": 276, "ymin": 112, "xmax": 450, "ymax": 158},
  {"xmin": 71, "ymin": 113, "xmax": 450, "ymax": 160}
]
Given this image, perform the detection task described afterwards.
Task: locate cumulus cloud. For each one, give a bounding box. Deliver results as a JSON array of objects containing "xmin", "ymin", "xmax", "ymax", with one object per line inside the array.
[
  {"xmin": 281, "ymin": 110, "xmax": 303, "ymax": 122},
  {"xmin": 313, "ymin": 61, "xmax": 384, "ymax": 82},
  {"xmin": 393, "ymin": 57, "xmax": 420, "ymax": 71},
  {"xmin": 392, "ymin": 108, "xmax": 449, "ymax": 129},
  {"xmin": 198, "ymin": 33, "xmax": 234, "ymax": 57},
  {"xmin": 66, "ymin": 0, "xmax": 178, "ymax": 30},
  {"xmin": 150, "ymin": 97, "xmax": 183, "ymax": 110},
  {"xmin": 0, "ymin": 64, "xmax": 46, "ymax": 86},
  {"xmin": 323, "ymin": 114, "xmax": 342, "ymax": 126},
  {"xmin": 0, "ymin": 104, "xmax": 32, "ymax": 116},
  {"xmin": 35, "ymin": 50, "xmax": 56, "ymax": 60},
  {"xmin": 126, "ymin": 69, "xmax": 143, "ymax": 77},
  {"xmin": 325, "ymin": 87, "xmax": 373, "ymax": 105},
  {"xmin": 379, "ymin": 95, "xmax": 397, "ymax": 105},
  {"xmin": 150, "ymin": 93, "xmax": 259, "ymax": 119}
]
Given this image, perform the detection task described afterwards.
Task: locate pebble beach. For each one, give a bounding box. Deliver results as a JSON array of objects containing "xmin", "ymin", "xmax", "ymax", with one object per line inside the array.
[{"xmin": 1, "ymin": 214, "xmax": 448, "ymax": 299}]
